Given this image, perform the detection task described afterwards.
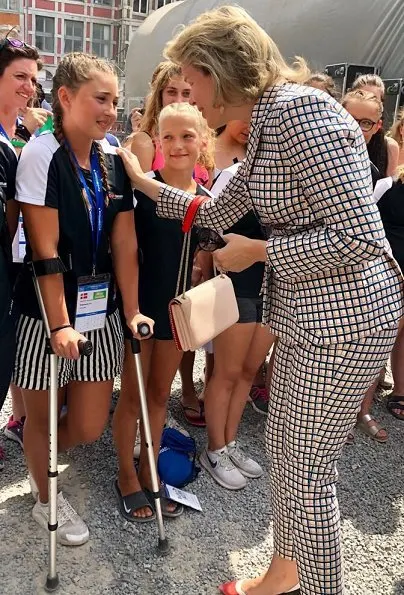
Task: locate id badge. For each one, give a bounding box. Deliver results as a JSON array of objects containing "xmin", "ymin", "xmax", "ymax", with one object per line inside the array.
[
  {"xmin": 18, "ymin": 216, "xmax": 26, "ymax": 260},
  {"xmin": 75, "ymin": 274, "xmax": 110, "ymax": 333}
]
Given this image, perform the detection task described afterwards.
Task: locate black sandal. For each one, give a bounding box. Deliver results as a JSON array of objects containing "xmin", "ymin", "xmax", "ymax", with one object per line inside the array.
[
  {"xmin": 386, "ymin": 395, "xmax": 404, "ymax": 421},
  {"xmin": 113, "ymin": 480, "xmax": 156, "ymax": 523},
  {"xmin": 143, "ymin": 487, "xmax": 184, "ymax": 519}
]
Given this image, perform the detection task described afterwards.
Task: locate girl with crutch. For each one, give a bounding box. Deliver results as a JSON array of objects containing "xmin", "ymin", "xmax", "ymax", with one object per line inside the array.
[{"xmin": 13, "ymin": 52, "xmax": 153, "ymax": 546}]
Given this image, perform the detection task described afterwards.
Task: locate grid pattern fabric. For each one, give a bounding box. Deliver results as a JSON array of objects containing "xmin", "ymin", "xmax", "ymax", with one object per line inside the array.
[
  {"xmin": 266, "ymin": 327, "xmax": 397, "ymax": 594},
  {"xmin": 157, "ymin": 83, "xmax": 404, "ymax": 346}
]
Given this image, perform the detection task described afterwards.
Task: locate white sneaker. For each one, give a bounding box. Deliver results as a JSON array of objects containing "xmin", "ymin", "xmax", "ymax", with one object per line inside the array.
[
  {"xmin": 200, "ymin": 447, "xmax": 247, "ymax": 490},
  {"xmin": 32, "ymin": 492, "xmax": 89, "ymax": 546},
  {"xmin": 227, "ymin": 441, "xmax": 263, "ymax": 479}
]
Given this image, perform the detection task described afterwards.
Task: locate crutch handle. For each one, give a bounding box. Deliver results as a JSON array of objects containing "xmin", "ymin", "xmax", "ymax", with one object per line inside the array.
[
  {"xmin": 78, "ymin": 339, "xmax": 93, "ymax": 357},
  {"xmin": 138, "ymin": 323, "xmax": 151, "ymax": 337},
  {"xmin": 131, "ymin": 323, "xmax": 151, "ymax": 355}
]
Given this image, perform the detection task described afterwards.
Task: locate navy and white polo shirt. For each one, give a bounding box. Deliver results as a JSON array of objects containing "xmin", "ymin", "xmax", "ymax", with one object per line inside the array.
[{"xmin": 15, "ymin": 132, "xmax": 134, "ymax": 320}]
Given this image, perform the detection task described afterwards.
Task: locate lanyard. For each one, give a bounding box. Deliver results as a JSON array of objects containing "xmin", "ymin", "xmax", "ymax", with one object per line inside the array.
[
  {"xmin": 70, "ymin": 144, "xmax": 105, "ymax": 275},
  {"xmin": 0, "ymin": 122, "xmax": 25, "ymax": 149},
  {"xmin": 0, "ymin": 123, "xmax": 9, "ymax": 140}
]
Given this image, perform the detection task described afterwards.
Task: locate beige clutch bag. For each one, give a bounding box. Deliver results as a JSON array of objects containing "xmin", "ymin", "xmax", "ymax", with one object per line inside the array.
[{"xmin": 169, "ymin": 231, "xmax": 239, "ymax": 352}]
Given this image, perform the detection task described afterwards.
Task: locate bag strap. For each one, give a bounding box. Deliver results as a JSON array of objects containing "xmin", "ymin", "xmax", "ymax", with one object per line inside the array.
[
  {"xmin": 182, "ymin": 195, "xmax": 208, "ymax": 233},
  {"xmin": 175, "ymin": 195, "xmax": 209, "ymax": 298},
  {"xmin": 175, "ymin": 231, "xmax": 192, "ymax": 298}
]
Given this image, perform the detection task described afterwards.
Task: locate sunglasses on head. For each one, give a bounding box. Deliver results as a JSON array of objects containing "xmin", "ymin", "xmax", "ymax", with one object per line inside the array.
[
  {"xmin": 0, "ymin": 38, "xmax": 26, "ymax": 51},
  {"xmin": 197, "ymin": 228, "xmax": 226, "ymax": 252}
]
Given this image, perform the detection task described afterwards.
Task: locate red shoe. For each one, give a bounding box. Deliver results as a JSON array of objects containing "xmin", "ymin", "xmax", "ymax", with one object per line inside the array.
[
  {"xmin": 219, "ymin": 581, "xmax": 300, "ymax": 595},
  {"xmin": 219, "ymin": 580, "xmax": 247, "ymax": 595}
]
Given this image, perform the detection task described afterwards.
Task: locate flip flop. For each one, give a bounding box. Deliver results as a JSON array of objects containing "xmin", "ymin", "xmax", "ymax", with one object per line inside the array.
[
  {"xmin": 180, "ymin": 401, "xmax": 206, "ymax": 427},
  {"xmin": 386, "ymin": 394, "xmax": 404, "ymax": 421},
  {"xmin": 143, "ymin": 487, "xmax": 184, "ymax": 519},
  {"xmin": 113, "ymin": 480, "xmax": 156, "ymax": 523}
]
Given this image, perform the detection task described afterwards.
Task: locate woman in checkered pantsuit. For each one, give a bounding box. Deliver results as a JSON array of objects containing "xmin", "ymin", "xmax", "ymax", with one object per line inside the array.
[{"xmin": 118, "ymin": 7, "xmax": 404, "ymax": 595}]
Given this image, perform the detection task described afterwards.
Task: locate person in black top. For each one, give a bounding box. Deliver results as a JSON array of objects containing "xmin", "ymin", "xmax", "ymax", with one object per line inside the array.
[
  {"xmin": 0, "ymin": 37, "xmax": 43, "ymax": 468},
  {"xmin": 112, "ymin": 102, "xmax": 212, "ymax": 521},
  {"xmin": 376, "ymin": 169, "xmax": 404, "ymax": 422},
  {"xmin": 14, "ymin": 53, "xmax": 152, "ymax": 545}
]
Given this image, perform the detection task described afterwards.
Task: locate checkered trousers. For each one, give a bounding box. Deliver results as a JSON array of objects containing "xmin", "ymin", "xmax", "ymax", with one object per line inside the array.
[{"xmin": 266, "ymin": 326, "xmax": 398, "ymax": 595}]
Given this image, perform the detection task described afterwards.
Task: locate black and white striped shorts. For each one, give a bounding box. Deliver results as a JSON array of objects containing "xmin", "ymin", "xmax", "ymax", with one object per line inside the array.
[{"xmin": 13, "ymin": 309, "xmax": 124, "ymax": 390}]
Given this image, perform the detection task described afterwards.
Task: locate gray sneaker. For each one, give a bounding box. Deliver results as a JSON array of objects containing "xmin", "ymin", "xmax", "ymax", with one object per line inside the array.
[
  {"xmin": 32, "ymin": 492, "xmax": 89, "ymax": 546},
  {"xmin": 227, "ymin": 441, "xmax": 263, "ymax": 479},
  {"xmin": 199, "ymin": 447, "xmax": 247, "ymax": 490}
]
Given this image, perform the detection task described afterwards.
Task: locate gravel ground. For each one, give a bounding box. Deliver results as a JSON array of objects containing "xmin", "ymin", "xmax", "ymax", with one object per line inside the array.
[{"xmin": 0, "ymin": 353, "xmax": 403, "ymax": 595}]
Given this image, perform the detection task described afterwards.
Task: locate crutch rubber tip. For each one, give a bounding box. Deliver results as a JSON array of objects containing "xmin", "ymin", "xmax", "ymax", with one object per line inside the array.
[
  {"xmin": 157, "ymin": 537, "xmax": 170, "ymax": 556},
  {"xmin": 45, "ymin": 575, "xmax": 59, "ymax": 592}
]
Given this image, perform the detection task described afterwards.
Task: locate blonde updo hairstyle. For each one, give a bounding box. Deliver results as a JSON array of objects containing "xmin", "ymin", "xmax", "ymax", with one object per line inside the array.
[
  {"xmin": 351, "ymin": 74, "xmax": 385, "ymax": 102},
  {"xmin": 158, "ymin": 102, "xmax": 216, "ymax": 173},
  {"xmin": 164, "ymin": 5, "xmax": 311, "ymax": 107},
  {"xmin": 341, "ymin": 89, "xmax": 383, "ymax": 119}
]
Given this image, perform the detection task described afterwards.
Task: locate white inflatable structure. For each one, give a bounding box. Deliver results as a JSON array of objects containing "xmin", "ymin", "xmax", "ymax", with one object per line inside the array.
[{"xmin": 125, "ymin": 0, "xmax": 404, "ymax": 101}]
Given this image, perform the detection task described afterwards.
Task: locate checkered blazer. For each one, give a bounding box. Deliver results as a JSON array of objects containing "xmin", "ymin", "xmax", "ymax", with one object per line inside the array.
[{"xmin": 158, "ymin": 83, "xmax": 404, "ymax": 345}]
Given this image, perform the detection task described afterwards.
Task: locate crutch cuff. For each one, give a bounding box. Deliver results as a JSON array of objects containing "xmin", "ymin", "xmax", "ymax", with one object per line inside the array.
[{"xmin": 29, "ymin": 256, "xmax": 71, "ymax": 277}]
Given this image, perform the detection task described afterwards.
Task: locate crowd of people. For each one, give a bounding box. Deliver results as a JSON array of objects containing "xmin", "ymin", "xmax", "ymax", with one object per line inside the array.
[{"xmin": 0, "ymin": 6, "xmax": 403, "ymax": 595}]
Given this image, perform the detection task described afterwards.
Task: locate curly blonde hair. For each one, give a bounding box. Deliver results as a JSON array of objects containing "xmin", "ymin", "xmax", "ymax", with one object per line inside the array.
[{"xmin": 164, "ymin": 5, "xmax": 310, "ymax": 106}]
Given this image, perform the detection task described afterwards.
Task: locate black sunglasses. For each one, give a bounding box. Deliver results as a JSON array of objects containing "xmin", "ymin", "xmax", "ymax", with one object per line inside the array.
[
  {"xmin": 197, "ymin": 228, "xmax": 226, "ymax": 252},
  {"xmin": 354, "ymin": 118, "xmax": 378, "ymax": 132}
]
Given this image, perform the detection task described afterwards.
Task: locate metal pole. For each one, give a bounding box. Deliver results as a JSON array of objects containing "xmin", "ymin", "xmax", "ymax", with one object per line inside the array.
[{"xmin": 131, "ymin": 325, "xmax": 169, "ymax": 554}]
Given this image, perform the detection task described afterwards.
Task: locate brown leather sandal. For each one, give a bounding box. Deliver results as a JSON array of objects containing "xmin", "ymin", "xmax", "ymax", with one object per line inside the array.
[{"xmin": 357, "ymin": 413, "xmax": 388, "ymax": 443}]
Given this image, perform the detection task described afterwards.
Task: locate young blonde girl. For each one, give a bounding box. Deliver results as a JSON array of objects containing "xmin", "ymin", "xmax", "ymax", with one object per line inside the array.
[
  {"xmin": 125, "ymin": 60, "xmax": 211, "ymax": 186},
  {"xmin": 113, "ymin": 102, "xmax": 214, "ymax": 520}
]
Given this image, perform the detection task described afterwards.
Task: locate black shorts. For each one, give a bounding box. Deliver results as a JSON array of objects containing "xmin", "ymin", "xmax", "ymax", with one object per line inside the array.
[{"xmin": 236, "ymin": 296, "xmax": 263, "ymax": 324}]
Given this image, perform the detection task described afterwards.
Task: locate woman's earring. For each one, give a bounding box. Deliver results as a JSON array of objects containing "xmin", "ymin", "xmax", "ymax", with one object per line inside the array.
[{"xmin": 219, "ymin": 105, "xmax": 225, "ymax": 115}]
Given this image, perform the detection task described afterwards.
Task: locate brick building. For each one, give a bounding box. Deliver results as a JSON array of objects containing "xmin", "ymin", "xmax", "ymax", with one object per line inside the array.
[{"xmin": 1, "ymin": 0, "xmax": 180, "ymax": 99}]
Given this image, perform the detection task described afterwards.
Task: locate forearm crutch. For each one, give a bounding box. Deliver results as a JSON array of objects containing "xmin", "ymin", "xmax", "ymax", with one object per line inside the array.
[
  {"xmin": 131, "ymin": 324, "xmax": 169, "ymax": 555},
  {"xmin": 29, "ymin": 259, "xmax": 93, "ymax": 592}
]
